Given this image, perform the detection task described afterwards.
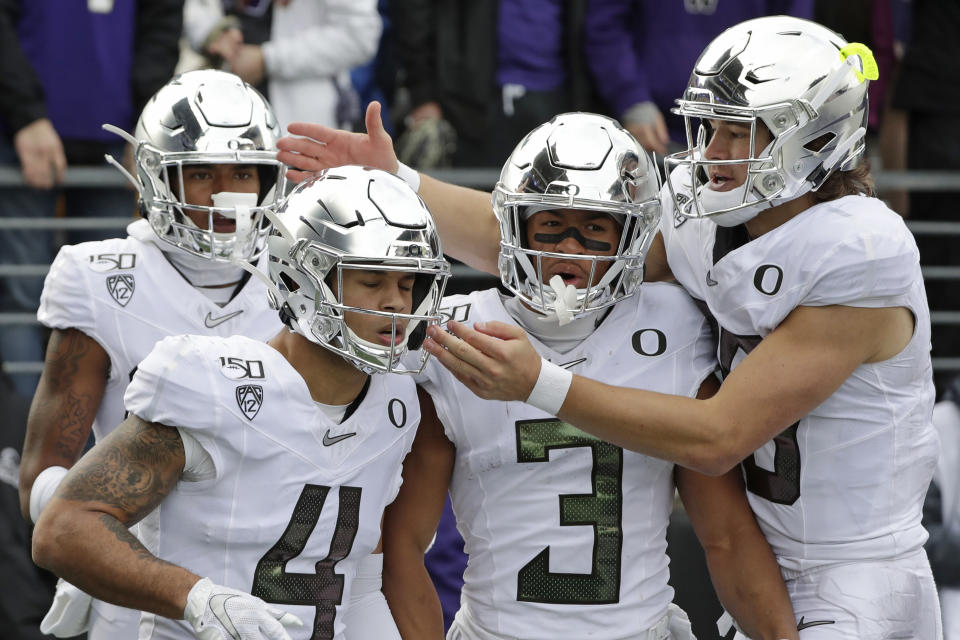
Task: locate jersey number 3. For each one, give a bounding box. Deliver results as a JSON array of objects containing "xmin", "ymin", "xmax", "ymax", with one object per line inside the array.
[
  {"xmin": 719, "ymin": 329, "xmax": 801, "ymax": 505},
  {"xmin": 252, "ymin": 484, "xmax": 361, "ymax": 640},
  {"xmin": 515, "ymin": 419, "xmax": 622, "ymax": 604}
]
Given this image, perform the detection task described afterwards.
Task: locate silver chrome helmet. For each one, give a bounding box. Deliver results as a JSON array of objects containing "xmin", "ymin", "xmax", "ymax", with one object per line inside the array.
[
  {"xmin": 494, "ymin": 112, "xmax": 661, "ymax": 322},
  {"xmin": 107, "ymin": 69, "xmax": 285, "ymax": 261},
  {"xmin": 664, "ymin": 16, "xmax": 878, "ymax": 227},
  {"xmin": 266, "ymin": 166, "xmax": 450, "ymax": 374}
]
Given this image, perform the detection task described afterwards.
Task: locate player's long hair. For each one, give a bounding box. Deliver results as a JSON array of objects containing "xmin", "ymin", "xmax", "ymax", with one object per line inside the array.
[{"xmin": 812, "ymin": 157, "xmax": 876, "ymax": 202}]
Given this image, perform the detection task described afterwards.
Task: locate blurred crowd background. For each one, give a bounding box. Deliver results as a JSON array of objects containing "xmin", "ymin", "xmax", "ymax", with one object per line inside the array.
[{"xmin": 1, "ymin": 1, "xmax": 958, "ymax": 639}]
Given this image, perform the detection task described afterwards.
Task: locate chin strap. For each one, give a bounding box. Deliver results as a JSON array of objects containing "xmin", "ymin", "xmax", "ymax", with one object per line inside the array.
[{"xmin": 548, "ymin": 274, "xmax": 578, "ymax": 326}]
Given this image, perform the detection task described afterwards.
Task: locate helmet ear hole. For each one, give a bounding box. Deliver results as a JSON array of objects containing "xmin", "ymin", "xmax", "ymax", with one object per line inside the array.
[
  {"xmin": 803, "ymin": 132, "xmax": 836, "ymax": 153},
  {"xmin": 279, "ymin": 271, "xmax": 300, "ymax": 293}
]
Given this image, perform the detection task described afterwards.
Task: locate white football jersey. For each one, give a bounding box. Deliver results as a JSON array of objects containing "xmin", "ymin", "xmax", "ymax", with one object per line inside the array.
[
  {"xmin": 660, "ymin": 188, "xmax": 938, "ymax": 572},
  {"xmin": 417, "ymin": 285, "xmax": 715, "ymax": 637},
  {"xmin": 37, "ymin": 220, "xmax": 283, "ymax": 443},
  {"xmin": 125, "ymin": 334, "xmax": 420, "ymax": 640}
]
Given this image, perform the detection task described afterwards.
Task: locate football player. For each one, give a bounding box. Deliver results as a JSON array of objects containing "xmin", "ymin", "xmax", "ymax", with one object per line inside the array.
[
  {"xmin": 382, "ymin": 114, "xmax": 799, "ymax": 639},
  {"xmin": 419, "ymin": 18, "xmax": 943, "ymax": 639},
  {"xmin": 18, "ymin": 69, "xmax": 287, "ymax": 639},
  {"xmin": 274, "ymin": 16, "xmax": 942, "ymax": 638},
  {"xmin": 30, "ymin": 166, "xmax": 451, "ymax": 640}
]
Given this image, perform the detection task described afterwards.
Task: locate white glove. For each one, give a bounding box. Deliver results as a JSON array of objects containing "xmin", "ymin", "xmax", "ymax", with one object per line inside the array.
[
  {"xmin": 184, "ymin": 577, "xmax": 303, "ymax": 640},
  {"xmin": 40, "ymin": 579, "xmax": 93, "ymax": 637}
]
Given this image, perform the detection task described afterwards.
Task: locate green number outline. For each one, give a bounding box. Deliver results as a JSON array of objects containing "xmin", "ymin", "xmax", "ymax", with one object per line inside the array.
[
  {"xmin": 515, "ymin": 419, "xmax": 623, "ymax": 604},
  {"xmin": 251, "ymin": 484, "xmax": 362, "ymax": 640}
]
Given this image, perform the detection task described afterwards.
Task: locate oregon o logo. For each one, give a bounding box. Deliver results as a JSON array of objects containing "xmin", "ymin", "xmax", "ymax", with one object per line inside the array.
[
  {"xmin": 632, "ymin": 329, "xmax": 667, "ymax": 357},
  {"xmin": 753, "ymin": 265, "xmax": 783, "ymax": 296},
  {"xmin": 388, "ymin": 398, "xmax": 407, "ymax": 428}
]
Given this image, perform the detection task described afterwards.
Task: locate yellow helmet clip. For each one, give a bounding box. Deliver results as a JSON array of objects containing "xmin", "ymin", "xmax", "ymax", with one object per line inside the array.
[{"xmin": 839, "ymin": 43, "xmax": 880, "ymax": 83}]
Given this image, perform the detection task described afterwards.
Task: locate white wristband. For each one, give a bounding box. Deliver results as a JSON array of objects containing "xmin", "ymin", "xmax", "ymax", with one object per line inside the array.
[
  {"xmin": 525, "ymin": 358, "xmax": 573, "ymax": 415},
  {"xmin": 29, "ymin": 465, "xmax": 69, "ymax": 524},
  {"xmin": 395, "ymin": 161, "xmax": 421, "ymax": 193}
]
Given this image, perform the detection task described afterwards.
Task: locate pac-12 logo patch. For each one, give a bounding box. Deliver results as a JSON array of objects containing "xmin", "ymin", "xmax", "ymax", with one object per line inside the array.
[
  {"xmin": 236, "ymin": 384, "xmax": 263, "ymax": 420},
  {"xmin": 106, "ymin": 274, "xmax": 135, "ymax": 306},
  {"xmin": 673, "ymin": 193, "xmax": 691, "ymax": 228}
]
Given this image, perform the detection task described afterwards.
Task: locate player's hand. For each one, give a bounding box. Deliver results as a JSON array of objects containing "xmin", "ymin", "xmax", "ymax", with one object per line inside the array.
[
  {"xmin": 422, "ymin": 321, "xmax": 541, "ymax": 402},
  {"xmin": 623, "ymin": 102, "xmax": 669, "ymax": 156},
  {"xmin": 278, "ymin": 101, "xmax": 397, "ymax": 184},
  {"xmin": 14, "ymin": 118, "xmax": 67, "ymax": 189},
  {"xmin": 184, "ymin": 578, "xmax": 303, "ymax": 640},
  {"xmin": 39, "ymin": 579, "xmax": 92, "ymax": 637},
  {"xmin": 229, "ymin": 44, "xmax": 265, "ymax": 86},
  {"xmin": 207, "ymin": 27, "xmax": 243, "ymax": 61},
  {"xmin": 406, "ymin": 101, "xmax": 443, "ymax": 125}
]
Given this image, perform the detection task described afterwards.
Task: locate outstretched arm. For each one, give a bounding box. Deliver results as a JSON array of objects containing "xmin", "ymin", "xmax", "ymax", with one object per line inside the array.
[
  {"xmin": 19, "ymin": 328, "xmax": 110, "ymax": 522},
  {"xmin": 277, "ymin": 101, "xmax": 500, "ymax": 275},
  {"xmin": 422, "ymin": 303, "xmax": 911, "ymax": 475},
  {"xmin": 382, "ymin": 387, "xmax": 453, "ymax": 640}
]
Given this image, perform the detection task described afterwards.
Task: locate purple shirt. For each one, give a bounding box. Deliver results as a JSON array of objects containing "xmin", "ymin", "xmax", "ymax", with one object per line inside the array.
[
  {"xmin": 585, "ymin": 0, "xmax": 813, "ymax": 142},
  {"xmin": 497, "ymin": 0, "xmax": 567, "ymax": 91},
  {"xmin": 17, "ymin": 1, "xmax": 137, "ymax": 142}
]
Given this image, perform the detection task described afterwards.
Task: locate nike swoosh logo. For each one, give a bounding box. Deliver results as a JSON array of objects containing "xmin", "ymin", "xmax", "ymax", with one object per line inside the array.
[
  {"xmin": 322, "ymin": 430, "xmax": 357, "ymax": 446},
  {"xmin": 797, "ymin": 616, "xmax": 835, "ymax": 631},
  {"xmin": 208, "ymin": 594, "xmax": 241, "ymax": 639},
  {"xmin": 204, "ymin": 310, "xmax": 244, "ymax": 328},
  {"xmin": 705, "ymin": 271, "xmax": 718, "ymax": 287},
  {"xmin": 557, "ymin": 357, "xmax": 587, "ymax": 370}
]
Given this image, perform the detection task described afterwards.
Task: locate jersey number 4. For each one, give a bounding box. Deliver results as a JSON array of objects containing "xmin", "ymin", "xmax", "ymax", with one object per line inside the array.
[
  {"xmin": 251, "ymin": 484, "xmax": 361, "ymax": 640},
  {"xmin": 515, "ymin": 419, "xmax": 623, "ymax": 604},
  {"xmin": 720, "ymin": 329, "xmax": 801, "ymax": 505}
]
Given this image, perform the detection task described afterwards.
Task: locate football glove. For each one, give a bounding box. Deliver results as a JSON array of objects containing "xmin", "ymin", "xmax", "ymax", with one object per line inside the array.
[
  {"xmin": 40, "ymin": 578, "xmax": 92, "ymax": 637},
  {"xmin": 184, "ymin": 577, "xmax": 303, "ymax": 640}
]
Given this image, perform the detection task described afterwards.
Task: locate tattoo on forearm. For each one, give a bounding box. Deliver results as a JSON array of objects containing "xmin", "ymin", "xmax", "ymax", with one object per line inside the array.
[
  {"xmin": 59, "ymin": 419, "xmax": 184, "ymax": 523},
  {"xmin": 99, "ymin": 513, "xmax": 157, "ymax": 563},
  {"xmin": 47, "ymin": 329, "xmax": 95, "ymax": 388},
  {"xmin": 44, "ymin": 330, "xmax": 105, "ymax": 461},
  {"xmin": 53, "ymin": 390, "xmax": 95, "ymax": 459}
]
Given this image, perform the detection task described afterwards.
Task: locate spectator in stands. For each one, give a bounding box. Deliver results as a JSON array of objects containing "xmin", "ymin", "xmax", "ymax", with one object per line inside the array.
[
  {"xmin": 0, "ymin": 0, "xmax": 183, "ymax": 397},
  {"xmin": 925, "ymin": 376, "xmax": 960, "ymax": 640},
  {"xmin": 584, "ymin": 0, "xmax": 812, "ymax": 155},
  {"xmin": 182, "ymin": 0, "xmax": 382, "ymax": 133},
  {"xmin": 391, "ymin": 0, "xmax": 597, "ymax": 169}
]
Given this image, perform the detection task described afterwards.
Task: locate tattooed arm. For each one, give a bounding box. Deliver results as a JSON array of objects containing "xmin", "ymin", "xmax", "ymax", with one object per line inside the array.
[
  {"xmin": 31, "ymin": 414, "xmax": 199, "ymax": 619},
  {"xmin": 19, "ymin": 328, "xmax": 111, "ymax": 520}
]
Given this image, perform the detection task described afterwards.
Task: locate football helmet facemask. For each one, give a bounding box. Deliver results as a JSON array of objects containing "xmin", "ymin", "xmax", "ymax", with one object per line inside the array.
[
  {"xmin": 664, "ymin": 16, "xmax": 878, "ymax": 227},
  {"xmin": 105, "ymin": 69, "xmax": 285, "ymax": 261},
  {"xmin": 263, "ymin": 166, "xmax": 450, "ymax": 375},
  {"xmin": 494, "ymin": 112, "xmax": 661, "ymax": 323}
]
